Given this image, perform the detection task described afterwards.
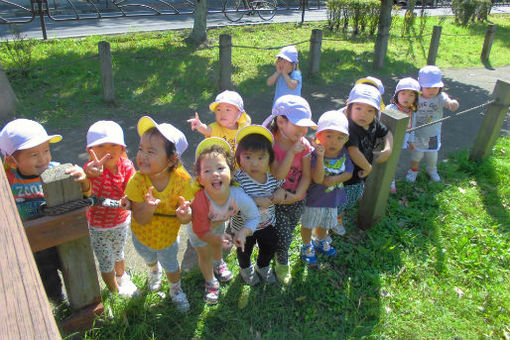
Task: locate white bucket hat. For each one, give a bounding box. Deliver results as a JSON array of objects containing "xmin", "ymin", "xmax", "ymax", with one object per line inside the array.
[
  {"xmin": 263, "ymin": 95, "xmax": 317, "ymax": 129},
  {"xmin": 0, "ymin": 119, "xmax": 62, "ymax": 156},
  {"xmin": 316, "ymin": 110, "xmax": 349, "ymax": 135},
  {"xmin": 395, "ymin": 77, "xmax": 421, "ymax": 94},
  {"xmin": 137, "ymin": 116, "xmax": 188, "ymax": 156},
  {"xmin": 276, "ymin": 45, "xmax": 298, "ymax": 64},
  {"xmin": 209, "ymin": 90, "xmax": 245, "ymax": 113},
  {"xmin": 86, "ymin": 120, "xmax": 126, "ymax": 148},
  {"xmin": 347, "ymin": 84, "xmax": 382, "ymax": 112},
  {"xmin": 418, "ymin": 65, "xmax": 444, "ymax": 88}
]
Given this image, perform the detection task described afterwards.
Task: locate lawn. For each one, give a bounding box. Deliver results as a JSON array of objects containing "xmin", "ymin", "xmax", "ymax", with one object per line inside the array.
[{"xmin": 79, "ymin": 137, "xmax": 510, "ymax": 339}]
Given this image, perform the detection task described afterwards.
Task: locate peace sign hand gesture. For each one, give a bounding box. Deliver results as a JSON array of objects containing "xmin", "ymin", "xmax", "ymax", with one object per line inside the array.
[{"xmin": 85, "ymin": 149, "xmax": 111, "ymax": 178}]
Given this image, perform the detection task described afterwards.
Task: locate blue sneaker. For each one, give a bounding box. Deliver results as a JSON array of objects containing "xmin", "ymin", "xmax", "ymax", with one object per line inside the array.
[
  {"xmin": 300, "ymin": 244, "xmax": 318, "ymax": 266},
  {"xmin": 313, "ymin": 239, "xmax": 338, "ymax": 257}
]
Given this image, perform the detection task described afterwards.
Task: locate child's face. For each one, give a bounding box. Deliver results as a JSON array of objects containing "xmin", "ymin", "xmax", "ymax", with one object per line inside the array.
[
  {"xmin": 277, "ymin": 117, "xmax": 308, "ymax": 143},
  {"xmin": 421, "ymin": 87, "xmax": 440, "ymax": 99},
  {"xmin": 239, "ymin": 149, "xmax": 270, "ymax": 180},
  {"xmin": 277, "ymin": 58, "xmax": 294, "ymax": 73},
  {"xmin": 136, "ymin": 133, "xmax": 176, "ymax": 176},
  {"xmin": 316, "ymin": 130, "xmax": 348, "ymax": 156},
  {"xmin": 9, "ymin": 141, "xmax": 52, "ymax": 176},
  {"xmin": 89, "ymin": 143, "xmax": 124, "ymax": 170},
  {"xmin": 397, "ymin": 90, "xmax": 417, "ymax": 108},
  {"xmin": 350, "ymin": 103, "xmax": 377, "ymax": 129},
  {"xmin": 215, "ymin": 103, "xmax": 241, "ymax": 130},
  {"xmin": 198, "ymin": 153, "xmax": 231, "ymax": 196}
]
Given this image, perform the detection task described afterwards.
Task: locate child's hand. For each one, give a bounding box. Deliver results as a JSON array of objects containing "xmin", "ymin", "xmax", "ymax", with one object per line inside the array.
[
  {"xmin": 253, "ymin": 196, "xmax": 273, "ymax": 209},
  {"xmin": 291, "ymin": 138, "xmax": 306, "ymax": 155},
  {"xmin": 144, "ymin": 186, "xmax": 161, "ymax": 207},
  {"xmin": 373, "ymin": 148, "xmax": 392, "ymax": 163},
  {"xmin": 275, "ymin": 59, "xmax": 283, "ymax": 74},
  {"xmin": 408, "ymin": 142, "xmax": 415, "ymax": 150},
  {"xmin": 283, "ymin": 61, "xmax": 294, "ymax": 74},
  {"xmin": 175, "ymin": 196, "xmax": 192, "ymax": 222},
  {"xmin": 322, "ymin": 175, "xmax": 336, "ymax": 187},
  {"xmin": 447, "ymin": 100, "xmax": 459, "ymax": 111},
  {"xmin": 234, "ymin": 228, "xmax": 251, "ymax": 252},
  {"xmin": 311, "ymin": 138, "xmax": 325, "ymax": 158},
  {"xmin": 119, "ymin": 195, "xmax": 131, "ymax": 210},
  {"xmin": 358, "ymin": 164, "xmax": 372, "ymax": 178},
  {"xmin": 222, "ymin": 233, "xmax": 233, "ymax": 249},
  {"xmin": 187, "ymin": 112, "xmax": 207, "ymax": 133},
  {"xmin": 271, "ymin": 188, "xmax": 287, "ymax": 204},
  {"xmin": 66, "ymin": 165, "xmax": 87, "ymax": 182},
  {"xmin": 85, "ymin": 149, "xmax": 111, "ymax": 178}
]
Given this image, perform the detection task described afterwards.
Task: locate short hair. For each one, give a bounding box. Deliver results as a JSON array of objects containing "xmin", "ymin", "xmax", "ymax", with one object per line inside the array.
[
  {"xmin": 143, "ymin": 127, "xmax": 179, "ymax": 171},
  {"xmin": 235, "ymin": 133, "xmax": 274, "ymax": 167},
  {"xmin": 194, "ymin": 144, "xmax": 234, "ymax": 186}
]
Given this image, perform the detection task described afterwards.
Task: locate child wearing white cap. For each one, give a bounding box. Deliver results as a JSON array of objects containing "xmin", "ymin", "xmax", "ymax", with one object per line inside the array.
[
  {"xmin": 263, "ymin": 94, "xmax": 316, "ymax": 285},
  {"xmin": 267, "ymin": 45, "xmax": 302, "ymax": 105},
  {"xmin": 80, "ymin": 120, "xmax": 138, "ymax": 298},
  {"xmin": 0, "ymin": 118, "xmax": 88, "ymax": 302},
  {"xmin": 124, "ymin": 116, "xmax": 194, "ymax": 312},
  {"xmin": 187, "ymin": 90, "xmax": 251, "ymax": 150},
  {"xmin": 300, "ymin": 111, "xmax": 353, "ymax": 266},
  {"xmin": 406, "ymin": 66, "xmax": 459, "ymax": 183},
  {"xmin": 337, "ymin": 84, "xmax": 393, "ymax": 232},
  {"xmin": 385, "ymin": 77, "xmax": 421, "ymax": 192}
]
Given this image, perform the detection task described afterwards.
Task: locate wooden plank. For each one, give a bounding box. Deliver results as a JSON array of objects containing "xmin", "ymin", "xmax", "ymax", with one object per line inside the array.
[
  {"xmin": 0, "ymin": 162, "xmax": 61, "ymax": 339},
  {"xmin": 24, "ymin": 209, "xmax": 89, "ymax": 252}
]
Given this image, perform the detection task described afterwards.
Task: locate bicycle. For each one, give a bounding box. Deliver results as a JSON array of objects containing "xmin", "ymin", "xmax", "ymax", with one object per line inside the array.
[{"xmin": 223, "ymin": 0, "xmax": 277, "ymax": 22}]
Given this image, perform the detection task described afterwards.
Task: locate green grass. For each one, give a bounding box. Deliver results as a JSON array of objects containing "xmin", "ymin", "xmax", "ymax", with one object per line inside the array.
[
  {"xmin": 79, "ymin": 137, "xmax": 510, "ymax": 339},
  {"xmin": 1, "ymin": 15, "xmax": 509, "ymax": 128}
]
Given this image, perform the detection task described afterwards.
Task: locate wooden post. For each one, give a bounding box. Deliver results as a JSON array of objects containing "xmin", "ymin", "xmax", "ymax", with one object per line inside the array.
[
  {"xmin": 219, "ymin": 34, "xmax": 232, "ymax": 91},
  {"xmin": 427, "ymin": 25, "xmax": 442, "ymax": 66},
  {"xmin": 481, "ymin": 24, "xmax": 496, "ymax": 64},
  {"xmin": 0, "ymin": 63, "xmax": 17, "ymax": 123},
  {"xmin": 357, "ymin": 110, "xmax": 409, "ymax": 230},
  {"xmin": 0, "ymin": 162, "xmax": 61, "ymax": 339},
  {"xmin": 469, "ymin": 80, "xmax": 510, "ymax": 161},
  {"xmin": 308, "ymin": 29, "xmax": 322, "ymax": 77},
  {"xmin": 98, "ymin": 41, "xmax": 115, "ymax": 103},
  {"xmin": 39, "ymin": 164, "xmax": 103, "ymax": 333}
]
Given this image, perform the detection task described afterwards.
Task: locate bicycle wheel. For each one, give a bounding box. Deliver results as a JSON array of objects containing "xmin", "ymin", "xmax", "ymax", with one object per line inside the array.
[
  {"xmin": 254, "ymin": 0, "xmax": 277, "ymax": 20},
  {"xmin": 223, "ymin": 0, "xmax": 246, "ymax": 22}
]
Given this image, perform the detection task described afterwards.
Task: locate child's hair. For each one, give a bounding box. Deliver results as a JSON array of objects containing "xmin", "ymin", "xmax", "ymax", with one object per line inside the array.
[
  {"xmin": 194, "ymin": 144, "xmax": 234, "ymax": 186},
  {"xmin": 235, "ymin": 133, "xmax": 275, "ymax": 167},
  {"xmin": 266, "ymin": 115, "xmax": 287, "ymax": 134},
  {"xmin": 144, "ymin": 127, "xmax": 180, "ymax": 172}
]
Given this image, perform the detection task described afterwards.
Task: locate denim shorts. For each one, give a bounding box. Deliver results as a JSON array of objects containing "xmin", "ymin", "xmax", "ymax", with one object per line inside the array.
[
  {"xmin": 301, "ymin": 206, "xmax": 338, "ymax": 230},
  {"xmin": 131, "ymin": 233, "xmax": 180, "ymax": 273},
  {"xmin": 186, "ymin": 222, "xmax": 226, "ymax": 248}
]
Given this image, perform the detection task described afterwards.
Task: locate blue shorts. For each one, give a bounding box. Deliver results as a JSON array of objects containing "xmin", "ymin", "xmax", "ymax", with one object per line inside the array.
[
  {"xmin": 301, "ymin": 206, "xmax": 338, "ymax": 230},
  {"xmin": 187, "ymin": 222, "xmax": 226, "ymax": 248},
  {"xmin": 131, "ymin": 233, "xmax": 180, "ymax": 273}
]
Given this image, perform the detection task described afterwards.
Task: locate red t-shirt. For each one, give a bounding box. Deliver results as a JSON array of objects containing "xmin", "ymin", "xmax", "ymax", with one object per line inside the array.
[{"xmin": 85, "ymin": 157, "xmax": 135, "ymax": 228}]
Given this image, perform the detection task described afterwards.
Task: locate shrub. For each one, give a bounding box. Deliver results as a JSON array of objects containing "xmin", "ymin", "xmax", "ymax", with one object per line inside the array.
[
  {"xmin": 452, "ymin": 0, "xmax": 492, "ymax": 26},
  {"xmin": 326, "ymin": 0, "xmax": 380, "ymax": 35},
  {"xmin": 1, "ymin": 25, "xmax": 36, "ymax": 76}
]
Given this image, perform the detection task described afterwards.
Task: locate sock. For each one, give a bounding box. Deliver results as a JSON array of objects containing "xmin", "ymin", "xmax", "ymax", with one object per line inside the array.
[
  {"xmin": 212, "ymin": 259, "xmax": 222, "ymax": 267},
  {"xmin": 410, "ymin": 167, "xmax": 418, "ymax": 172},
  {"xmin": 206, "ymin": 278, "xmax": 218, "ymax": 286},
  {"xmin": 148, "ymin": 262, "xmax": 161, "ymax": 273},
  {"xmin": 170, "ymin": 280, "xmax": 181, "ymax": 296}
]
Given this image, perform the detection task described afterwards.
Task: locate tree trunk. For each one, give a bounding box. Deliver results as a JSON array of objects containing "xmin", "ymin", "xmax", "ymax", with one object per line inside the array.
[
  {"xmin": 190, "ymin": 0, "xmax": 208, "ymax": 43},
  {"xmin": 373, "ymin": 0, "xmax": 393, "ymax": 70}
]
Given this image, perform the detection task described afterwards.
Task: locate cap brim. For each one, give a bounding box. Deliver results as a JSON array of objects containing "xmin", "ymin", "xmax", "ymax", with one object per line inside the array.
[
  {"xmin": 290, "ymin": 118, "xmax": 318, "ymax": 129},
  {"xmin": 209, "ymin": 101, "xmax": 244, "ymax": 113},
  {"xmin": 137, "ymin": 116, "xmax": 158, "ymax": 137},
  {"xmin": 349, "ymin": 98, "xmax": 380, "ymax": 112},
  {"xmin": 316, "ymin": 126, "xmax": 349, "ymax": 135},
  {"xmin": 420, "ymin": 81, "xmax": 444, "ymax": 88},
  {"xmin": 195, "ymin": 137, "xmax": 232, "ymax": 161},
  {"xmin": 276, "ymin": 53, "xmax": 293, "ymax": 63},
  {"xmin": 87, "ymin": 137, "xmax": 126, "ymax": 148},
  {"xmin": 17, "ymin": 134, "xmax": 62, "ymax": 152},
  {"xmin": 235, "ymin": 125, "xmax": 274, "ymax": 147},
  {"xmin": 397, "ymin": 87, "xmax": 422, "ymax": 95}
]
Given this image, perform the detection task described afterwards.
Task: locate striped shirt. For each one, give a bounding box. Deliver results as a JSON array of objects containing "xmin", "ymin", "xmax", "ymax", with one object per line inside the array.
[{"xmin": 231, "ymin": 170, "xmax": 284, "ymax": 232}]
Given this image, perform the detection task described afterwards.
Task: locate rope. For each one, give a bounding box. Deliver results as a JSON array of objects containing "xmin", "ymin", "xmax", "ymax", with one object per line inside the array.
[
  {"xmin": 231, "ymin": 39, "xmax": 309, "ymax": 50},
  {"xmin": 39, "ymin": 196, "xmax": 122, "ymax": 216},
  {"xmin": 407, "ymin": 100, "xmax": 495, "ymax": 133}
]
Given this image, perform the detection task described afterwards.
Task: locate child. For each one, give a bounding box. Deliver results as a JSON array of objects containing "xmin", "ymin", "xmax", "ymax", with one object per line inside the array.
[
  {"xmin": 0, "ymin": 118, "xmax": 88, "ymax": 302},
  {"xmin": 231, "ymin": 125, "xmax": 285, "ymax": 285},
  {"xmin": 300, "ymin": 111, "xmax": 353, "ymax": 265},
  {"xmin": 355, "ymin": 76, "xmax": 386, "ymax": 112},
  {"xmin": 336, "ymin": 84, "xmax": 393, "ymax": 234},
  {"xmin": 267, "ymin": 45, "xmax": 302, "ymax": 105},
  {"xmin": 82, "ymin": 120, "xmax": 138, "ymax": 297},
  {"xmin": 385, "ymin": 77, "xmax": 421, "ymax": 192},
  {"xmin": 263, "ymin": 94, "xmax": 316, "ymax": 285},
  {"xmin": 406, "ymin": 65, "xmax": 459, "ymax": 183},
  {"xmin": 187, "ymin": 90, "xmax": 251, "ymax": 150},
  {"xmin": 124, "ymin": 116, "xmax": 193, "ymax": 312},
  {"xmin": 188, "ymin": 137, "xmax": 259, "ymax": 304}
]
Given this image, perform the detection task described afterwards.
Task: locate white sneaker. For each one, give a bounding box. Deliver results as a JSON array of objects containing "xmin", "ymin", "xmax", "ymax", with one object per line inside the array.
[
  {"xmin": 171, "ymin": 289, "xmax": 190, "ymax": 313},
  {"xmin": 427, "ymin": 168, "xmax": 441, "ymax": 182},
  {"xmin": 331, "ymin": 223, "xmax": 346, "ymax": 236},
  {"xmin": 117, "ymin": 273, "xmax": 140, "ymax": 298},
  {"xmin": 406, "ymin": 169, "xmax": 418, "ymax": 182},
  {"xmin": 390, "ymin": 179, "xmax": 396, "ymax": 193},
  {"xmin": 148, "ymin": 263, "xmax": 163, "ymax": 291}
]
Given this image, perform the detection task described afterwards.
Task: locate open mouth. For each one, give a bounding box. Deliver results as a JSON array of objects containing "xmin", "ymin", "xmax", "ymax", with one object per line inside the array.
[{"xmin": 212, "ymin": 181, "xmax": 223, "ymax": 189}]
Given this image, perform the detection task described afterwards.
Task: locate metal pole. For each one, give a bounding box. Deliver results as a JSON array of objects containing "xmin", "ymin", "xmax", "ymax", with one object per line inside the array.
[{"xmin": 36, "ymin": 0, "xmax": 48, "ymax": 40}]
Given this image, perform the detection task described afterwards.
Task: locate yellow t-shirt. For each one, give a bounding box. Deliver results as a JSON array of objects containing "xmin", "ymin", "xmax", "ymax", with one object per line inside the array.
[
  {"xmin": 125, "ymin": 165, "xmax": 194, "ymax": 250},
  {"xmin": 208, "ymin": 112, "xmax": 251, "ymax": 150}
]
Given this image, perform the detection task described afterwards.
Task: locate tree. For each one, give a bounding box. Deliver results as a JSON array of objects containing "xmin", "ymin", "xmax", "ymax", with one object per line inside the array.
[
  {"xmin": 373, "ymin": 0, "xmax": 393, "ymax": 69},
  {"xmin": 189, "ymin": 0, "xmax": 208, "ymax": 43}
]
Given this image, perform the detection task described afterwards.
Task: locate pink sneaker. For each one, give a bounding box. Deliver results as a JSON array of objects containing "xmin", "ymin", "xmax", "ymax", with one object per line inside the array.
[{"xmin": 214, "ymin": 259, "xmax": 233, "ymax": 282}]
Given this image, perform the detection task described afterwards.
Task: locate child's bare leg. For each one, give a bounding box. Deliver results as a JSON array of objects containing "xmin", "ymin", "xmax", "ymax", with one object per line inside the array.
[
  {"xmin": 315, "ymin": 226, "xmax": 328, "ymax": 241},
  {"xmin": 196, "ymin": 246, "xmax": 214, "ymax": 281},
  {"xmin": 166, "ymin": 269, "xmax": 181, "ymax": 284},
  {"xmin": 114, "ymin": 259, "xmax": 125, "ymax": 277},
  {"xmin": 101, "ymin": 270, "xmax": 119, "ymax": 292},
  {"xmin": 301, "ymin": 227, "xmax": 313, "ymax": 244},
  {"xmin": 410, "ymin": 160, "xmax": 420, "ymax": 170}
]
